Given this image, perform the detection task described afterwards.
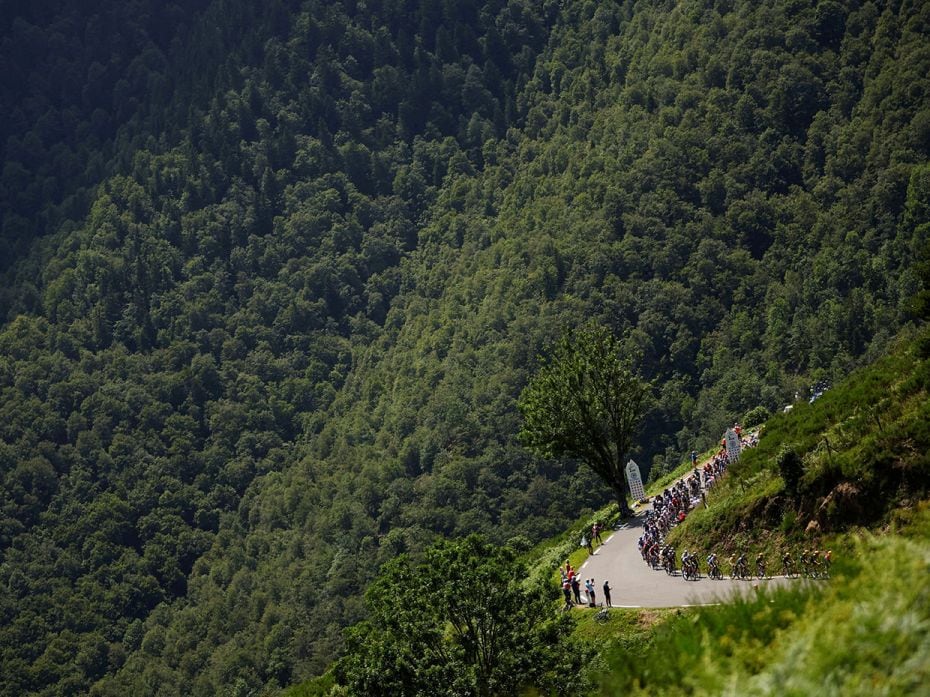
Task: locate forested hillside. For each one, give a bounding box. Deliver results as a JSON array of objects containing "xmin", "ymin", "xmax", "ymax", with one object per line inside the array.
[{"xmin": 1, "ymin": 0, "xmax": 928, "ymax": 694}]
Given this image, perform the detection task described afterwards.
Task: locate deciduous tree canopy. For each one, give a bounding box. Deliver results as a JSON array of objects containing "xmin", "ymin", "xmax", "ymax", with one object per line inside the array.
[
  {"xmin": 519, "ymin": 324, "xmax": 648, "ymax": 515},
  {"xmin": 336, "ymin": 535, "xmax": 579, "ymax": 697}
]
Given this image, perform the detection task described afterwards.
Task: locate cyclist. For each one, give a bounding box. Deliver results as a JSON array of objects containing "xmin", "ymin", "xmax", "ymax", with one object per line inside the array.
[
  {"xmin": 688, "ymin": 554, "xmax": 701, "ymax": 581},
  {"xmin": 707, "ymin": 552, "xmax": 720, "ymax": 579},
  {"xmin": 782, "ymin": 550, "xmax": 794, "ymax": 577},
  {"xmin": 736, "ymin": 552, "xmax": 748, "ymax": 579},
  {"xmin": 682, "ymin": 550, "xmax": 694, "ymax": 580}
]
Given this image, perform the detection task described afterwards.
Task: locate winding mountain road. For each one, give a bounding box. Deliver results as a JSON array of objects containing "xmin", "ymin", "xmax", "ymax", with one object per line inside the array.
[{"xmin": 577, "ymin": 507, "xmax": 794, "ymax": 608}]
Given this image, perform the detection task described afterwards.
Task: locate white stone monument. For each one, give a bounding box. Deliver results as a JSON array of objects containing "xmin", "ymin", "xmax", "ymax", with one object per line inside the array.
[
  {"xmin": 725, "ymin": 428, "xmax": 741, "ymax": 463},
  {"xmin": 625, "ymin": 459, "xmax": 646, "ymax": 502}
]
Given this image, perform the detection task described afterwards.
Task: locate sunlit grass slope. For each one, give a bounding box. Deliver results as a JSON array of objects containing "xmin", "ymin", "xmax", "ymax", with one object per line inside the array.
[
  {"xmin": 601, "ymin": 520, "xmax": 930, "ymax": 696},
  {"xmin": 599, "ymin": 327, "xmax": 930, "ymax": 695},
  {"xmin": 667, "ymin": 326, "xmax": 930, "ymax": 562}
]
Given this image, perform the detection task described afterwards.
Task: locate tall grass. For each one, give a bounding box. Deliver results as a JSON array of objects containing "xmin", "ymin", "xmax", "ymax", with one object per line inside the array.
[
  {"xmin": 600, "ymin": 532, "xmax": 930, "ymax": 696},
  {"xmin": 667, "ymin": 326, "xmax": 930, "ymax": 560},
  {"xmin": 596, "ymin": 329, "xmax": 930, "ymax": 695}
]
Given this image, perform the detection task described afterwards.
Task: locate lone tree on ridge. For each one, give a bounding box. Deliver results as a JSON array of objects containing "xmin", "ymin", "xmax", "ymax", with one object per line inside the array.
[{"xmin": 518, "ymin": 323, "xmax": 648, "ymax": 517}]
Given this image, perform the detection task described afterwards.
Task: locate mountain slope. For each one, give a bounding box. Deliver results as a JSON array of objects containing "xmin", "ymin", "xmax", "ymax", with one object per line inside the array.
[
  {"xmin": 597, "ymin": 324, "xmax": 930, "ymax": 695},
  {"xmin": 1, "ymin": 1, "xmax": 559, "ymax": 693},
  {"xmin": 1, "ymin": 1, "xmax": 929, "ymax": 695}
]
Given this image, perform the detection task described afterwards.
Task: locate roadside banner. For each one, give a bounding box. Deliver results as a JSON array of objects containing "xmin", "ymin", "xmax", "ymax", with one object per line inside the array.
[
  {"xmin": 625, "ymin": 460, "xmax": 646, "ymax": 501},
  {"xmin": 725, "ymin": 428, "xmax": 741, "ymax": 462}
]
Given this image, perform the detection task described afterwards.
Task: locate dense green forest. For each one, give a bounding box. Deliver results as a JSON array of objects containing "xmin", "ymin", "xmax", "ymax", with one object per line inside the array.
[{"xmin": 1, "ymin": 0, "xmax": 928, "ymax": 694}]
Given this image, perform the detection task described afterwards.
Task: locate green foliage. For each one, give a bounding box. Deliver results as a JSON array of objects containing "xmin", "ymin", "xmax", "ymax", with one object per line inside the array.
[
  {"xmin": 743, "ymin": 405, "xmax": 771, "ymax": 429},
  {"xmin": 600, "ymin": 533, "xmax": 930, "ymax": 696},
  {"xmin": 519, "ymin": 323, "xmax": 648, "ymax": 514},
  {"xmin": 669, "ymin": 326, "xmax": 930, "ymax": 560},
  {"xmin": 0, "ymin": 2, "xmax": 570, "ymax": 693},
  {"xmin": 280, "ymin": 672, "xmax": 335, "ymax": 697},
  {"xmin": 776, "ymin": 444, "xmax": 804, "ymax": 499},
  {"xmin": 0, "ymin": 0, "xmax": 928, "ymax": 693},
  {"xmin": 335, "ymin": 535, "xmax": 582, "ymax": 697}
]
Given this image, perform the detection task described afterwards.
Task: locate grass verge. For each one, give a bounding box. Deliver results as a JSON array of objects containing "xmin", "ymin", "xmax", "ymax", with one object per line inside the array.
[{"xmin": 599, "ymin": 524, "xmax": 930, "ymax": 695}]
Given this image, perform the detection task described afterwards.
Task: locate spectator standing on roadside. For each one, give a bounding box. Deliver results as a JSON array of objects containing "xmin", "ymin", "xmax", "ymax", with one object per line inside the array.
[
  {"xmin": 603, "ymin": 580, "xmax": 612, "ymax": 607},
  {"xmin": 586, "ymin": 579, "xmax": 597, "ymax": 607}
]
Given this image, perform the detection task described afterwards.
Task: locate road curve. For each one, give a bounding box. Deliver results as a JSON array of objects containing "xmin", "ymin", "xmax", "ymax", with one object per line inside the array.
[{"xmin": 576, "ymin": 510, "xmax": 795, "ymax": 608}]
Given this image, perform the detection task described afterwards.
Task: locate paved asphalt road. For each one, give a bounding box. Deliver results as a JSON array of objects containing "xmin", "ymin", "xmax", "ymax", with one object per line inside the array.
[{"xmin": 577, "ymin": 509, "xmax": 796, "ymax": 608}]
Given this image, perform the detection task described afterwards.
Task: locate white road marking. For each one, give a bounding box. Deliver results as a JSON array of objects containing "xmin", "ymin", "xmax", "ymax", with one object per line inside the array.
[{"xmin": 680, "ymin": 603, "xmax": 720, "ymax": 607}]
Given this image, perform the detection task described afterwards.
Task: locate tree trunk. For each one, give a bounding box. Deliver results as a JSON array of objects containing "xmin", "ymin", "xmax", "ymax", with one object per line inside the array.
[{"xmin": 613, "ymin": 482, "xmax": 633, "ymax": 518}]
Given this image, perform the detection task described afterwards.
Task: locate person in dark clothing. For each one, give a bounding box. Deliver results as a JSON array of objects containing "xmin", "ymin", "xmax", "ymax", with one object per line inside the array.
[
  {"xmin": 603, "ymin": 580, "xmax": 612, "ymax": 607},
  {"xmin": 571, "ymin": 575, "xmax": 582, "ymax": 605}
]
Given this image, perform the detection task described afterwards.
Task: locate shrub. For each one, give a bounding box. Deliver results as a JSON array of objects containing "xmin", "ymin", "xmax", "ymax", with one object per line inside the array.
[
  {"xmin": 776, "ymin": 444, "xmax": 803, "ymax": 498},
  {"xmin": 743, "ymin": 405, "xmax": 771, "ymax": 428}
]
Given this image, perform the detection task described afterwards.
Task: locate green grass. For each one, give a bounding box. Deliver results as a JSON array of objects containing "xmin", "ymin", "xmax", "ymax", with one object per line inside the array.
[
  {"xmin": 571, "ymin": 606, "xmax": 679, "ymax": 645},
  {"xmin": 647, "ymin": 444, "xmax": 718, "ymax": 494},
  {"xmin": 664, "ymin": 326, "xmax": 930, "ymax": 568},
  {"xmin": 599, "ymin": 527, "xmax": 930, "ymax": 696},
  {"xmin": 591, "ymin": 328, "xmax": 930, "ymax": 695}
]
